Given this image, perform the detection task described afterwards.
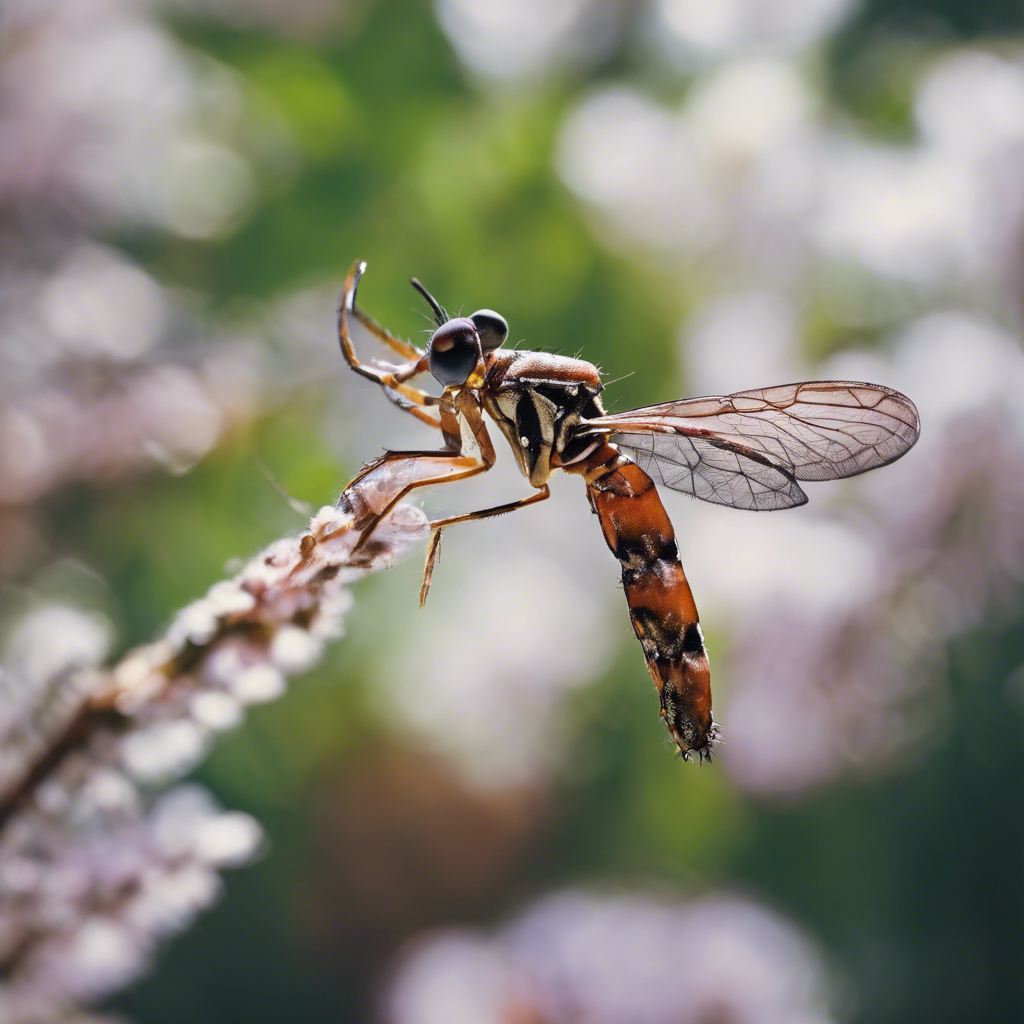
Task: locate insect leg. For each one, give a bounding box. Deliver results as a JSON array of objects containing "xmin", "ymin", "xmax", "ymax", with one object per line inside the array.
[
  {"xmin": 349, "ymin": 450, "xmax": 491, "ymax": 552},
  {"xmin": 427, "ymin": 484, "xmax": 550, "ymax": 531},
  {"xmin": 419, "ymin": 485, "xmax": 550, "ymax": 606},
  {"xmin": 351, "ymin": 291, "xmax": 424, "ymax": 361},
  {"xmin": 338, "ymin": 261, "xmax": 441, "ymax": 424},
  {"xmin": 378, "ymin": 384, "xmax": 442, "ymax": 430}
]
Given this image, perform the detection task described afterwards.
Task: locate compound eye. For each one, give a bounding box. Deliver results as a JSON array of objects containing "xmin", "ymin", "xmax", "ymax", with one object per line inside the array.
[
  {"xmin": 470, "ymin": 309, "xmax": 508, "ymax": 352},
  {"xmin": 428, "ymin": 317, "xmax": 482, "ymax": 386}
]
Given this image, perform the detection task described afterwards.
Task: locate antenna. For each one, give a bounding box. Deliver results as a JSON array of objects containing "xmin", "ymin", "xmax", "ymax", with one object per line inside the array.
[{"xmin": 410, "ymin": 278, "xmax": 448, "ymax": 327}]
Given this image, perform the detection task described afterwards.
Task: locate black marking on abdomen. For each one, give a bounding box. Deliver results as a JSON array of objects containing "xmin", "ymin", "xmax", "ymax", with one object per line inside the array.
[
  {"xmin": 614, "ymin": 536, "xmax": 680, "ymax": 587},
  {"xmin": 630, "ymin": 606, "xmax": 685, "ymax": 661},
  {"xmin": 614, "ymin": 534, "xmax": 678, "ymax": 564},
  {"xmin": 681, "ymin": 621, "xmax": 705, "ymax": 655}
]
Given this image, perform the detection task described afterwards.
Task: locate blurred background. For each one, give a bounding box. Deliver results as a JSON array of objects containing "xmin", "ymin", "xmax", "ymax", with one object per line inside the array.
[{"xmin": 2, "ymin": 0, "xmax": 1024, "ymax": 1021}]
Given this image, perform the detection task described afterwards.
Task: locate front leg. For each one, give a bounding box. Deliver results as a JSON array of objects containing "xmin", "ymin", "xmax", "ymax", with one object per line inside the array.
[
  {"xmin": 350, "ymin": 286, "xmax": 424, "ymax": 362},
  {"xmin": 347, "ymin": 449, "xmax": 490, "ymax": 552},
  {"xmin": 338, "ymin": 261, "xmax": 441, "ymax": 430}
]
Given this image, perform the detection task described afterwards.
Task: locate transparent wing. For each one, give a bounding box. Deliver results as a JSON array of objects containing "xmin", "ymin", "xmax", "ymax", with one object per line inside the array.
[
  {"xmin": 583, "ymin": 381, "xmax": 920, "ymax": 511},
  {"xmin": 615, "ymin": 430, "xmax": 808, "ymax": 510}
]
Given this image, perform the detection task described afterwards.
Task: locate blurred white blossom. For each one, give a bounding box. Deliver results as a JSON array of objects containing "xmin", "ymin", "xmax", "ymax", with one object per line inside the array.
[
  {"xmin": 915, "ymin": 50, "xmax": 1024, "ymax": 157},
  {"xmin": 39, "ymin": 246, "xmax": 166, "ymax": 363},
  {"xmin": 0, "ymin": 357, "xmax": 231, "ymax": 504},
  {"xmin": 435, "ymin": 0, "xmax": 625, "ymax": 84},
  {"xmin": 0, "ymin": 781, "xmax": 259, "ymax": 1018},
  {"xmin": 557, "ymin": 59, "xmax": 819, "ymax": 270},
  {"xmin": 811, "ymin": 139, "xmax": 983, "ymax": 285},
  {"xmin": 4, "ymin": 606, "xmax": 113, "ymax": 696},
  {"xmin": 0, "ymin": 0, "xmax": 291, "ymax": 506},
  {"xmin": 385, "ymin": 889, "xmax": 834, "ymax": 1024},
  {"xmin": 0, "ymin": 0, "xmax": 272, "ymax": 236},
  {"xmin": 682, "ymin": 289, "xmax": 805, "ymax": 394},
  {"xmin": 557, "ymin": 46, "xmax": 1024, "ymax": 308},
  {"xmin": 654, "ymin": 0, "xmax": 855, "ymax": 58},
  {"xmin": 387, "ymin": 539, "xmax": 616, "ymax": 788}
]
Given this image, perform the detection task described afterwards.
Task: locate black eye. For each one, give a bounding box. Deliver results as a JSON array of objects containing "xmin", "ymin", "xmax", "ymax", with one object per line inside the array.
[
  {"xmin": 428, "ymin": 317, "xmax": 482, "ymax": 386},
  {"xmin": 470, "ymin": 310, "xmax": 508, "ymax": 352}
]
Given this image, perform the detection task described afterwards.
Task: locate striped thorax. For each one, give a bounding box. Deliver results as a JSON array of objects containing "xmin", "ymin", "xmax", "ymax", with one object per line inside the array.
[{"xmin": 482, "ymin": 351, "xmax": 606, "ymax": 487}]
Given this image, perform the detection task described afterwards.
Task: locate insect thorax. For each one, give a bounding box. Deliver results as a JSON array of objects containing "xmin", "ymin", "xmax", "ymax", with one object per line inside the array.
[{"xmin": 483, "ymin": 354, "xmax": 605, "ymax": 486}]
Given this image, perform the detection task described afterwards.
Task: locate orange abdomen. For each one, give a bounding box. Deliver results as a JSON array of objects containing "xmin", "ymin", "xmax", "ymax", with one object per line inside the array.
[{"xmin": 580, "ymin": 444, "xmax": 717, "ymax": 760}]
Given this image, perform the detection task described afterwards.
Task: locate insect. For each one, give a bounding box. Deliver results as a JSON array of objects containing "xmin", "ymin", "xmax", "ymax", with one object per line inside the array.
[{"xmin": 336, "ymin": 261, "xmax": 920, "ymax": 762}]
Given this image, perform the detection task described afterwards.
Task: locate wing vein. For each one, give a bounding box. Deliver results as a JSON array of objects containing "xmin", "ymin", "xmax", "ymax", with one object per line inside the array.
[{"xmin": 582, "ymin": 380, "xmax": 919, "ymax": 511}]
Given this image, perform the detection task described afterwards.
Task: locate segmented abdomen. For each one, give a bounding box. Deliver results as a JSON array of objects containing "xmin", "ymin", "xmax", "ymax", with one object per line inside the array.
[{"xmin": 580, "ymin": 443, "xmax": 717, "ymax": 761}]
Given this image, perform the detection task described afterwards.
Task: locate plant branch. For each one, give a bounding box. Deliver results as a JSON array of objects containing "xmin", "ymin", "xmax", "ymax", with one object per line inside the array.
[{"xmin": 0, "ymin": 467, "xmax": 430, "ymax": 1022}]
